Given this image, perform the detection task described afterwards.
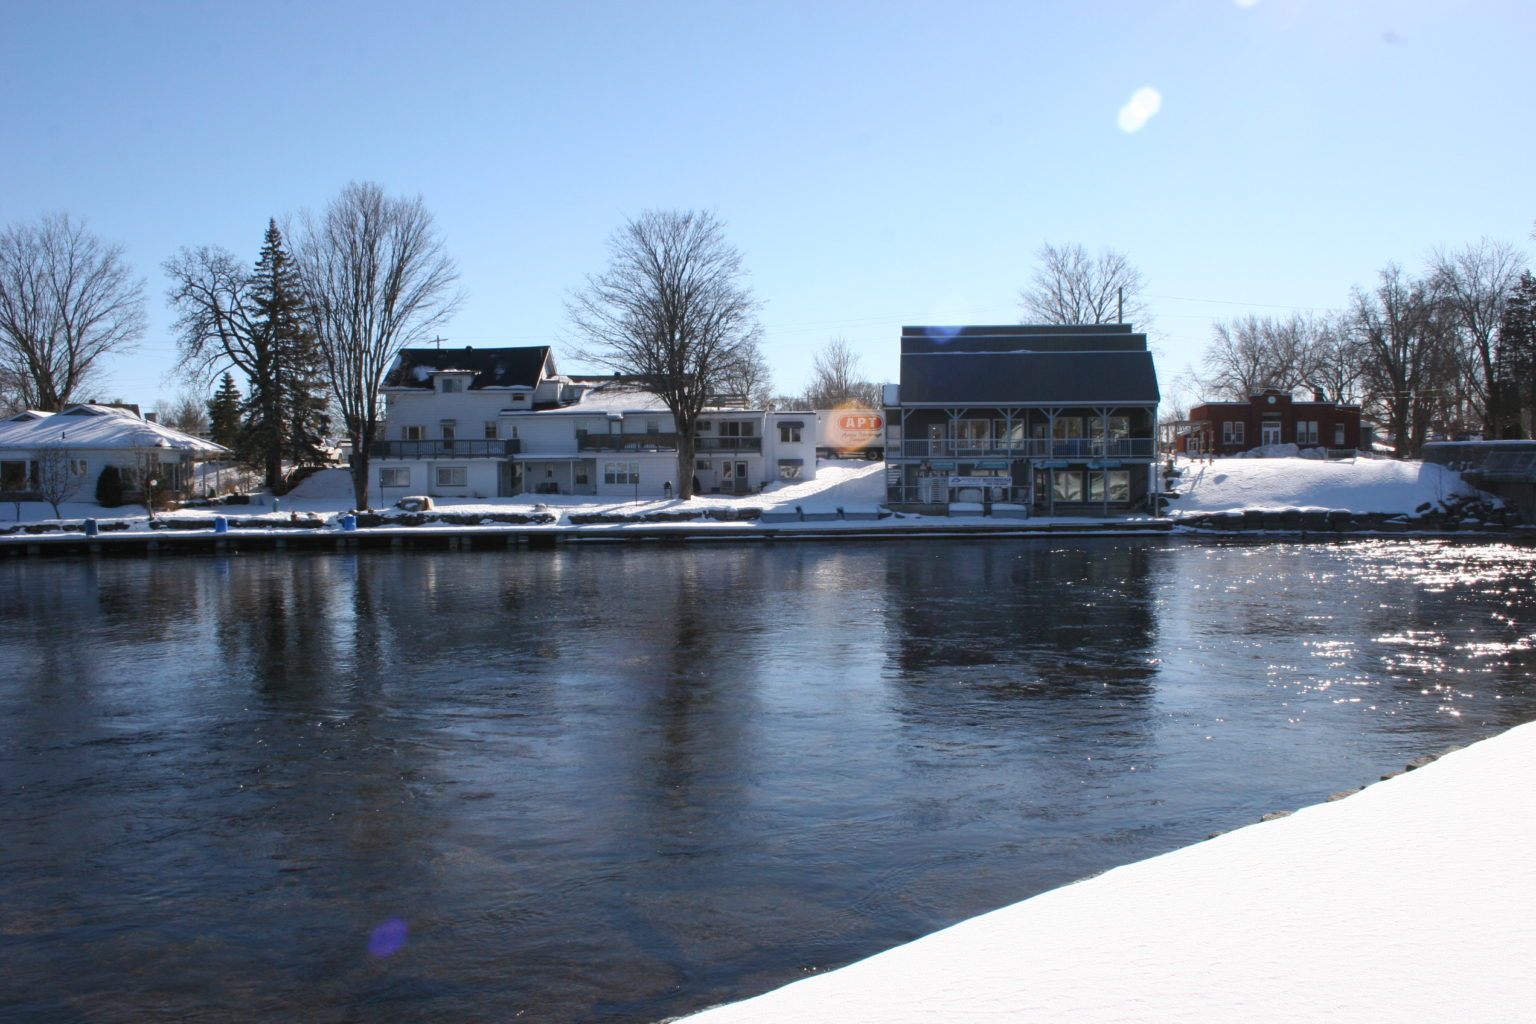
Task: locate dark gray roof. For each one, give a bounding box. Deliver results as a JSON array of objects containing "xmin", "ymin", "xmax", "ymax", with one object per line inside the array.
[
  {"xmin": 384, "ymin": 346, "xmax": 554, "ymax": 389},
  {"xmin": 898, "ymin": 325, "xmax": 1159, "ymax": 406},
  {"xmin": 901, "ymin": 323, "xmax": 1148, "ymax": 354}
]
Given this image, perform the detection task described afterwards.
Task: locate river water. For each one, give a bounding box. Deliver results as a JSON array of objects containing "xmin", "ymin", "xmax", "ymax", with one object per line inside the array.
[{"xmin": 3, "ymin": 537, "xmax": 1535, "ymax": 1023}]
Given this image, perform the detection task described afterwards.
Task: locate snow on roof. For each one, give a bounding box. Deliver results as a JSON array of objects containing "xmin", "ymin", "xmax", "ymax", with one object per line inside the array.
[
  {"xmin": 504, "ymin": 382, "xmax": 672, "ymax": 416},
  {"xmin": 0, "ymin": 405, "xmax": 229, "ymax": 454},
  {"xmin": 1169, "ymin": 452, "xmax": 1484, "ymax": 515}
]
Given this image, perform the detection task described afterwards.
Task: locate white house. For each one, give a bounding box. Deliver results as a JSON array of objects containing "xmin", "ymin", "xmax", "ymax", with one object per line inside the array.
[
  {"xmin": 373, "ymin": 346, "xmax": 818, "ymax": 502},
  {"xmin": 0, "ymin": 404, "xmax": 230, "ymax": 501}
]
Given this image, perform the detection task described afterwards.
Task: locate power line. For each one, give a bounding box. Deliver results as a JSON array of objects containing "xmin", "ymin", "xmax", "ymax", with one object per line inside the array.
[{"xmin": 1144, "ymin": 292, "xmax": 1338, "ymax": 312}]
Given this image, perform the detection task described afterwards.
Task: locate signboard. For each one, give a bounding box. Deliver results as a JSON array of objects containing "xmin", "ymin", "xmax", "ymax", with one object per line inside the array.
[
  {"xmin": 946, "ymin": 476, "xmax": 1011, "ymax": 488},
  {"xmin": 819, "ymin": 404, "xmax": 885, "ymax": 454}
]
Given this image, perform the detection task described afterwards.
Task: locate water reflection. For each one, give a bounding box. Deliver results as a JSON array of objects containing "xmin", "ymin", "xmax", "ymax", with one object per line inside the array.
[{"xmin": 1, "ymin": 538, "xmax": 1535, "ymax": 1023}]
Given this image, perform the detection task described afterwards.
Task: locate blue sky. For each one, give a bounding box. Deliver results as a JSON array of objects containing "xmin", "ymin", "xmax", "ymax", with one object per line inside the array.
[{"xmin": 4, "ymin": 0, "xmax": 1531, "ymax": 413}]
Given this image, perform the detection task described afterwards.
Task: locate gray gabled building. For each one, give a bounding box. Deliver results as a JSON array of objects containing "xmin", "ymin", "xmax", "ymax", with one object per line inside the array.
[{"xmin": 884, "ymin": 324, "xmax": 1160, "ymax": 515}]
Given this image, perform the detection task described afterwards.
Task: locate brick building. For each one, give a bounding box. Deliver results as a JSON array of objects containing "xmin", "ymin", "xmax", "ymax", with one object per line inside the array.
[{"xmin": 1185, "ymin": 389, "xmax": 1362, "ymax": 456}]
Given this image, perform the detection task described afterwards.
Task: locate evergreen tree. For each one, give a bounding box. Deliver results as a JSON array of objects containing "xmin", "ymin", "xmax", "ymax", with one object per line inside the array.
[
  {"xmin": 207, "ymin": 372, "xmax": 243, "ymax": 450},
  {"xmin": 1494, "ymin": 272, "xmax": 1536, "ymax": 438},
  {"xmin": 244, "ymin": 221, "xmax": 329, "ymax": 492},
  {"xmin": 167, "ymin": 220, "xmax": 333, "ymax": 494},
  {"xmin": 95, "ymin": 465, "xmax": 124, "ymax": 508}
]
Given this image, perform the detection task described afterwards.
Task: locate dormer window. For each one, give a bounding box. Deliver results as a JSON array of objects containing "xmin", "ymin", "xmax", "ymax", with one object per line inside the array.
[{"xmin": 439, "ymin": 377, "xmax": 464, "ymax": 394}]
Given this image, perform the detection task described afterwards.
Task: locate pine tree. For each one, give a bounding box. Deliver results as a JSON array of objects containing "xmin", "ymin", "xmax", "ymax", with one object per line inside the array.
[
  {"xmin": 1494, "ymin": 272, "xmax": 1536, "ymax": 438},
  {"xmin": 245, "ymin": 221, "xmax": 329, "ymax": 492},
  {"xmin": 207, "ymin": 372, "xmax": 243, "ymax": 450}
]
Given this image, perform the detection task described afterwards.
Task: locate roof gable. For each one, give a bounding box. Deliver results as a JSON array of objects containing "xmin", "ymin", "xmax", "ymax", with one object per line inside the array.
[
  {"xmin": 384, "ymin": 346, "xmax": 555, "ymax": 390},
  {"xmin": 897, "ymin": 325, "xmax": 1160, "ymax": 406}
]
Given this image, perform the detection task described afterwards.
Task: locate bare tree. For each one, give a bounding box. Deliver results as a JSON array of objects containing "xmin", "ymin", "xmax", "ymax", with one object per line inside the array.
[
  {"xmin": 716, "ymin": 338, "xmax": 773, "ymax": 408},
  {"xmin": 1202, "ymin": 316, "xmax": 1287, "ymax": 400},
  {"xmin": 568, "ymin": 209, "xmax": 762, "ymax": 500},
  {"xmin": 1430, "ymin": 238, "xmax": 1525, "ymax": 433},
  {"xmin": 34, "ymin": 446, "xmax": 82, "ymax": 519},
  {"xmin": 0, "ymin": 213, "xmax": 146, "ymax": 410},
  {"xmin": 1301, "ymin": 313, "xmax": 1366, "ymax": 405},
  {"xmin": 802, "ymin": 337, "xmax": 883, "ymax": 410},
  {"xmin": 294, "ymin": 183, "xmax": 461, "ymax": 510},
  {"xmin": 1019, "ymin": 242, "xmax": 1149, "ymax": 326},
  {"xmin": 154, "ymin": 388, "xmax": 211, "ymax": 435},
  {"xmin": 1351, "ymin": 264, "xmax": 1457, "ymax": 458},
  {"xmin": 1201, "ymin": 313, "xmax": 1337, "ymax": 400}
]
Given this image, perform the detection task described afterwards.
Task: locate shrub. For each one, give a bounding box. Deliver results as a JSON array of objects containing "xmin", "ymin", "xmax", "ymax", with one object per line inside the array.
[{"xmin": 95, "ymin": 465, "xmax": 125, "ymax": 508}]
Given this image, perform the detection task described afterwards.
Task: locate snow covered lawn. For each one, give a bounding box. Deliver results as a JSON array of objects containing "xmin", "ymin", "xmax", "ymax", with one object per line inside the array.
[
  {"xmin": 680, "ymin": 723, "xmax": 1536, "ymax": 1023},
  {"xmin": 1168, "ymin": 454, "xmax": 1486, "ymax": 516}
]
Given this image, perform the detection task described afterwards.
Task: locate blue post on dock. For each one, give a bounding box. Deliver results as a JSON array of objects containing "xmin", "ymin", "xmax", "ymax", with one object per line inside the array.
[
  {"xmin": 84, "ymin": 519, "xmax": 98, "ymax": 537},
  {"xmin": 341, "ymin": 514, "xmax": 357, "ymax": 532},
  {"xmin": 214, "ymin": 516, "xmax": 228, "ymax": 534}
]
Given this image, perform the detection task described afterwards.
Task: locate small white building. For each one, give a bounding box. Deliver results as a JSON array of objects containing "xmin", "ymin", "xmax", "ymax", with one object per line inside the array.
[
  {"xmin": 373, "ymin": 346, "xmax": 817, "ymax": 502},
  {"xmin": 0, "ymin": 404, "xmax": 230, "ymax": 501}
]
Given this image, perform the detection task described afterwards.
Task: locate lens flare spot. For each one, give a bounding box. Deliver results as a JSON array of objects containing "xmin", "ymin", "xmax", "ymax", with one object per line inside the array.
[
  {"xmin": 1117, "ymin": 87, "xmax": 1162, "ymax": 132},
  {"xmin": 369, "ymin": 918, "xmax": 409, "ymax": 957}
]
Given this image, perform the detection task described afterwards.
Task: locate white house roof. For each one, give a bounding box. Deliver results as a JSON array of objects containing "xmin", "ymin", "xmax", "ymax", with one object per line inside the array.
[
  {"xmin": 502, "ymin": 382, "xmax": 673, "ymax": 417},
  {"xmin": 498, "ymin": 382, "xmax": 768, "ymax": 418},
  {"xmin": 0, "ymin": 405, "xmax": 229, "ymax": 455}
]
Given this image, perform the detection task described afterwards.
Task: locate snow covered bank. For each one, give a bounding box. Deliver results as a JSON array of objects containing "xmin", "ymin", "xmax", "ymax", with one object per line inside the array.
[
  {"xmin": 680, "ymin": 723, "xmax": 1536, "ymax": 1023},
  {"xmin": 1168, "ymin": 455, "xmax": 1487, "ymax": 516}
]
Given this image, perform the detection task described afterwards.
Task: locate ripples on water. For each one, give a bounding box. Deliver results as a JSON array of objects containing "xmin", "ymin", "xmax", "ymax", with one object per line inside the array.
[{"xmin": 1, "ymin": 537, "xmax": 1534, "ymax": 1022}]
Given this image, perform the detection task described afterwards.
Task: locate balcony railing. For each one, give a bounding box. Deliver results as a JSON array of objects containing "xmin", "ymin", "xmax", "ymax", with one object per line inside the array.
[
  {"xmin": 896, "ymin": 438, "xmax": 1155, "ymax": 460},
  {"xmin": 578, "ymin": 432, "xmax": 679, "ymax": 451},
  {"xmin": 370, "ymin": 439, "xmax": 521, "ymax": 459},
  {"xmin": 696, "ymin": 436, "xmax": 762, "ymax": 453},
  {"xmin": 576, "ymin": 433, "xmax": 764, "ymax": 453}
]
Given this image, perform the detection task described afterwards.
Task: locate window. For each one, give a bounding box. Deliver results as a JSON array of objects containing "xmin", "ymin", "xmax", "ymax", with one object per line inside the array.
[
  {"xmin": 953, "ymin": 419, "xmax": 990, "ymax": 444},
  {"xmin": 441, "ymin": 424, "xmax": 456, "ymax": 450},
  {"xmin": 719, "ymin": 421, "xmax": 755, "ymax": 437},
  {"xmin": 1223, "ymin": 420, "xmax": 1245, "ymax": 446},
  {"xmin": 72, "ymin": 460, "xmax": 88, "ymax": 476},
  {"xmin": 435, "ymin": 466, "xmax": 467, "ymax": 487},
  {"xmin": 697, "ymin": 420, "xmax": 713, "ymax": 433},
  {"xmin": 1335, "ymin": 424, "xmax": 1346, "ymax": 446},
  {"xmin": 1052, "ymin": 470, "xmax": 1085, "ymax": 502},
  {"xmin": 696, "ymin": 459, "xmax": 711, "ymax": 470},
  {"xmin": 603, "ymin": 461, "xmax": 639, "ymax": 485},
  {"xmin": 1089, "ymin": 470, "xmax": 1132, "ymax": 502},
  {"xmin": 381, "ymin": 468, "xmax": 410, "ymax": 488},
  {"xmin": 1053, "ymin": 417, "xmax": 1084, "ymax": 439},
  {"xmin": 1297, "ymin": 420, "xmax": 1319, "ymax": 445},
  {"xmin": 777, "ymin": 459, "xmax": 803, "ymax": 480},
  {"xmin": 439, "ymin": 377, "xmax": 463, "ymax": 393},
  {"xmin": 2, "ymin": 460, "xmax": 29, "ymax": 489},
  {"xmin": 484, "ymin": 421, "xmax": 498, "ymax": 440},
  {"xmin": 779, "ymin": 424, "xmax": 802, "ymax": 444},
  {"xmin": 574, "ymin": 466, "xmax": 590, "ymax": 486},
  {"xmin": 646, "ymin": 419, "xmax": 660, "ymax": 434},
  {"xmin": 403, "ymin": 425, "xmax": 424, "ymax": 441}
]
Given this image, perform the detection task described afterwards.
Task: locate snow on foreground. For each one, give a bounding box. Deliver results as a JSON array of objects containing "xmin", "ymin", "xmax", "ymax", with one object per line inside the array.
[
  {"xmin": 1169, "ymin": 455, "xmax": 1484, "ymax": 516},
  {"xmin": 679, "ymin": 723, "xmax": 1536, "ymax": 1024}
]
